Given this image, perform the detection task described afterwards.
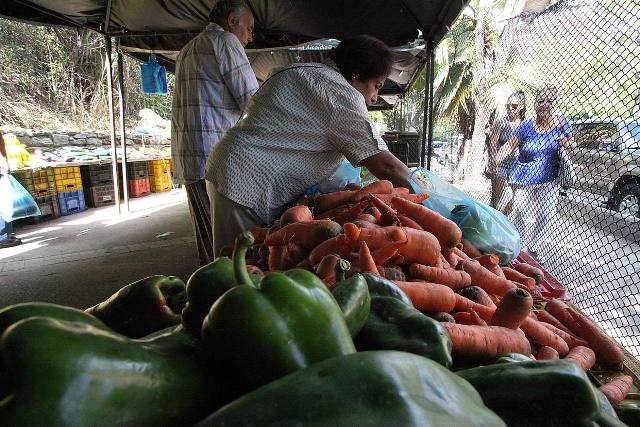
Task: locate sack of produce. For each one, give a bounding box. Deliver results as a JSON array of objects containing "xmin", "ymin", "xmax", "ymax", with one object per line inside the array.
[{"xmin": 409, "ymin": 168, "xmax": 521, "ymax": 264}]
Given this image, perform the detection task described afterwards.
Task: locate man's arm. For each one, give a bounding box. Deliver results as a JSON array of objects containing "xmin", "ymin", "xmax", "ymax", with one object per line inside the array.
[
  {"xmin": 360, "ymin": 151, "xmax": 412, "ymax": 190},
  {"xmin": 218, "ymin": 35, "xmax": 259, "ymax": 111}
]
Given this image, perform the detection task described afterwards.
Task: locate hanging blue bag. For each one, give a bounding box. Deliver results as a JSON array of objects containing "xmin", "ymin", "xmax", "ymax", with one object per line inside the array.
[
  {"xmin": 140, "ymin": 54, "xmax": 168, "ymax": 95},
  {"xmin": 0, "ymin": 174, "xmax": 41, "ymax": 222}
]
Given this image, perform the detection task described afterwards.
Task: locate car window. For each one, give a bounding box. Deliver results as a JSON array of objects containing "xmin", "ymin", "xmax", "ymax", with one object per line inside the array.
[
  {"xmin": 624, "ymin": 123, "xmax": 640, "ymax": 149},
  {"xmin": 575, "ymin": 123, "xmax": 618, "ymax": 150}
]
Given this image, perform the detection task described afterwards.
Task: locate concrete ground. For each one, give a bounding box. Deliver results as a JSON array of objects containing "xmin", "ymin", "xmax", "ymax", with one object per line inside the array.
[{"xmin": 0, "ymin": 189, "xmax": 199, "ymax": 310}]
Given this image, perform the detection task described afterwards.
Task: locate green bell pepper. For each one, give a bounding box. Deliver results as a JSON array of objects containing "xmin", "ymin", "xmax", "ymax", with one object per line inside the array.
[
  {"xmin": 201, "ymin": 231, "xmax": 355, "ymax": 401},
  {"xmin": 195, "ymin": 351, "xmax": 505, "ymax": 427},
  {"xmin": 458, "ymin": 360, "xmax": 600, "ymax": 426},
  {"xmin": 616, "ymin": 398, "xmax": 640, "ymax": 426},
  {"xmin": 361, "ymin": 272, "xmax": 412, "ymax": 305},
  {"xmin": 354, "ymin": 296, "xmax": 452, "ymax": 368},
  {"xmin": 85, "ymin": 275, "xmax": 186, "ymax": 338},
  {"xmin": 495, "ymin": 352, "xmax": 534, "ymax": 364},
  {"xmin": 0, "ymin": 319, "xmax": 218, "ymax": 427},
  {"xmin": 181, "ymin": 235, "xmax": 262, "ymax": 337},
  {"xmin": 331, "ymin": 271, "xmax": 371, "ymax": 337}
]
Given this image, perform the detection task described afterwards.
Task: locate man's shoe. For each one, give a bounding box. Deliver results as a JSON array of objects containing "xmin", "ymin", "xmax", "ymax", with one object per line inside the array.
[{"xmin": 0, "ymin": 236, "xmax": 22, "ymax": 248}]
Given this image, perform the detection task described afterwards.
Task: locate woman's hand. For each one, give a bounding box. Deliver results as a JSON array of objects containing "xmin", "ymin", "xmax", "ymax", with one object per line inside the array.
[{"xmin": 556, "ymin": 135, "xmax": 576, "ymax": 149}]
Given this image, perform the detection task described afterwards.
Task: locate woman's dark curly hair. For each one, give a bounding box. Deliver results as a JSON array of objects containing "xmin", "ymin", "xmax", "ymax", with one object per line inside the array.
[{"xmin": 329, "ymin": 35, "xmax": 393, "ymax": 82}]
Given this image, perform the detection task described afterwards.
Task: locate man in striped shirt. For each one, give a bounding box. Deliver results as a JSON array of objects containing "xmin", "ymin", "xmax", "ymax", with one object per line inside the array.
[{"xmin": 171, "ymin": 0, "xmax": 258, "ymax": 265}]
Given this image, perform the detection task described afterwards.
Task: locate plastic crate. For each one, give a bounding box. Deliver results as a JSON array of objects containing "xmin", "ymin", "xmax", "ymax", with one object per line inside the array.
[
  {"xmin": 32, "ymin": 194, "xmax": 60, "ymax": 223},
  {"xmin": 57, "ymin": 189, "xmax": 87, "ymax": 216},
  {"xmin": 54, "ymin": 166, "xmax": 82, "ymax": 193},
  {"xmin": 12, "ymin": 168, "xmax": 56, "ymax": 198},
  {"xmin": 149, "ymin": 174, "xmax": 172, "ymax": 192},
  {"xmin": 148, "ymin": 159, "xmax": 171, "ymax": 176},
  {"xmin": 81, "ymin": 164, "xmax": 114, "ymax": 187},
  {"xmin": 383, "ymin": 131, "xmax": 421, "ymax": 167},
  {"xmin": 128, "ymin": 177, "xmax": 151, "ymax": 198},
  {"xmin": 125, "ymin": 161, "xmax": 149, "ymax": 179},
  {"xmin": 87, "ymin": 184, "xmax": 116, "ymax": 207}
]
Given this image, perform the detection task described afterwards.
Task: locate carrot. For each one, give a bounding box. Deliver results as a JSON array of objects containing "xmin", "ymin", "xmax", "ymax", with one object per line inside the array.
[
  {"xmin": 445, "ymin": 251, "xmax": 463, "ymax": 269},
  {"xmin": 566, "ymin": 306, "xmax": 624, "ymax": 366},
  {"xmin": 564, "ymin": 346, "xmax": 596, "ymax": 371},
  {"xmin": 491, "ymin": 288, "xmax": 533, "ymax": 329},
  {"xmin": 437, "ymin": 254, "xmax": 452, "ymax": 269},
  {"xmin": 355, "ymin": 213, "xmax": 378, "ymax": 223},
  {"xmin": 308, "ymin": 234, "xmax": 354, "ymax": 265},
  {"xmin": 372, "ymin": 240, "xmax": 407, "ymax": 266},
  {"xmin": 536, "ymin": 309, "xmax": 572, "ymax": 334},
  {"xmin": 461, "ymin": 238, "xmax": 482, "ymax": 258},
  {"xmin": 391, "ymin": 196, "xmax": 462, "ymax": 254},
  {"xmin": 520, "ymin": 318, "xmax": 570, "ymax": 356},
  {"xmin": 513, "ymin": 263, "xmax": 544, "ymax": 285},
  {"xmin": 428, "ymin": 312, "xmax": 455, "ymax": 323},
  {"xmin": 364, "ymin": 206, "xmax": 382, "ymax": 222},
  {"xmin": 392, "ymin": 280, "xmax": 457, "ymax": 313},
  {"xmin": 456, "ymin": 259, "xmax": 517, "ymax": 297},
  {"xmin": 377, "ymin": 265, "xmax": 406, "ymax": 281},
  {"xmin": 334, "ymin": 200, "xmax": 370, "ymax": 225},
  {"xmin": 469, "ymin": 309, "xmax": 488, "ymax": 326},
  {"xmin": 343, "ymin": 223, "xmax": 407, "ymax": 249},
  {"xmin": 351, "ymin": 180, "xmax": 394, "ymax": 202},
  {"xmin": 535, "ymin": 346, "xmax": 560, "ymax": 360},
  {"xmin": 458, "ymin": 286, "xmax": 496, "ymax": 308},
  {"xmin": 392, "ymin": 187, "xmax": 411, "ymax": 194},
  {"xmin": 453, "ymin": 294, "xmax": 496, "ymax": 321},
  {"xmin": 453, "ymin": 246, "xmax": 471, "ymax": 260},
  {"xmin": 544, "ymin": 299, "xmax": 580, "ymax": 333},
  {"xmin": 351, "ymin": 219, "xmax": 380, "ymax": 229},
  {"xmin": 475, "ymin": 254, "xmax": 500, "ymax": 269},
  {"xmin": 453, "ymin": 311, "xmax": 474, "ymax": 325},
  {"xmin": 295, "ymin": 193, "xmax": 319, "ymax": 207},
  {"xmin": 397, "ymin": 214, "xmax": 423, "ymax": 230},
  {"xmin": 501, "ymin": 266, "xmax": 536, "ymax": 291},
  {"xmin": 296, "ymin": 258, "xmax": 314, "ymax": 271},
  {"xmin": 396, "ymin": 227, "xmax": 441, "ymax": 267},
  {"xmin": 314, "ymin": 191, "xmax": 356, "ymax": 214},
  {"xmin": 367, "ymin": 194, "xmax": 399, "ymax": 226},
  {"xmin": 443, "ymin": 323, "xmax": 532, "ymax": 360},
  {"xmin": 600, "ymin": 375, "xmax": 633, "ymax": 407},
  {"xmin": 315, "ymin": 254, "xmax": 340, "ymax": 286},
  {"xmin": 541, "ymin": 322, "xmax": 589, "ymax": 349},
  {"xmin": 343, "ymin": 183, "xmax": 362, "ymax": 191},
  {"xmin": 358, "ymin": 242, "xmax": 379, "ymax": 275},
  {"xmin": 249, "ymin": 227, "xmax": 269, "ymax": 245},
  {"xmin": 371, "ymin": 193, "xmax": 429, "ymax": 205},
  {"xmin": 280, "ymin": 205, "xmax": 313, "ymax": 224},
  {"xmin": 315, "ymin": 204, "xmax": 352, "ymax": 220},
  {"xmin": 409, "ymin": 263, "xmax": 472, "ymax": 289},
  {"xmin": 268, "ymin": 243, "xmax": 307, "ymax": 271},
  {"xmin": 264, "ymin": 220, "xmax": 342, "ymax": 249}
]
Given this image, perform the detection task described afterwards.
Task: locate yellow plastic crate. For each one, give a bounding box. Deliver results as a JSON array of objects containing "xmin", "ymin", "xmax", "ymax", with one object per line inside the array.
[
  {"xmin": 148, "ymin": 159, "xmax": 171, "ymax": 176},
  {"xmin": 13, "ymin": 168, "xmax": 57, "ymax": 198},
  {"xmin": 149, "ymin": 174, "xmax": 172, "ymax": 192},
  {"xmin": 54, "ymin": 166, "xmax": 82, "ymax": 192}
]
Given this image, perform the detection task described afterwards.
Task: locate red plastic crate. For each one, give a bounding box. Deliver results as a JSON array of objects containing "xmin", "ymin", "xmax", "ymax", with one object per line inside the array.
[{"xmin": 128, "ymin": 177, "xmax": 150, "ymax": 198}]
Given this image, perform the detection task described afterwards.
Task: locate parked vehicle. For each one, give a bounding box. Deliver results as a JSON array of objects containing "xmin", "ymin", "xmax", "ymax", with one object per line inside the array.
[{"xmin": 569, "ymin": 119, "xmax": 640, "ymax": 217}]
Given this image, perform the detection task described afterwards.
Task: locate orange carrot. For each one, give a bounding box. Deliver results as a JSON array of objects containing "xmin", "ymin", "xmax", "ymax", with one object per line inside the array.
[
  {"xmin": 520, "ymin": 318, "xmax": 570, "ymax": 356},
  {"xmin": 469, "ymin": 309, "xmax": 488, "ymax": 326},
  {"xmin": 443, "ymin": 323, "xmax": 532, "ymax": 360},
  {"xmin": 280, "ymin": 205, "xmax": 313, "ymax": 224},
  {"xmin": 351, "ymin": 180, "xmax": 394, "ymax": 202},
  {"xmin": 453, "ymin": 311, "xmax": 473, "ymax": 325},
  {"xmin": 355, "ymin": 213, "xmax": 378, "ymax": 223},
  {"xmin": 392, "ymin": 187, "xmax": 411, "ymax": 194},
  {"xmin": 461, "ymin": 238, "xmax": 482, "ymax": 258},
  {"xmin": 566, "ymin": 307, "xmax": 624, "ymax": 366},
  {"xmin": 437, "ymin": 254, "xmax": 452, "ymax": 269},
  {"xmin": 367, "ymin": 194, "xmax": 399, "ymax": 226},
  {"xmin": 537, "ymin": 310, "xmax": 572, "ymax": 334},
  {"xmin": 334, "ymin": 200, "xmax": 370, "ymax": 225},
  {"xmin": 513, "ymin": 263, "xmax": 544, "ymax": 285},
  {"xmin": 501, "ymin": 266, "xmax": 536, "ymax": 291},
  {"xmin": 372, "ymin": 240, "xmax": 406, "ymax": 265},
  {"xmin": 445, "ymin": 251, "xmax": 463, "ymax": 269},
  {"xmin": 371, "ymin": 193, "xmax": 429, "ymax": 205},
  {"xmin": 428, "ymin": 312, "xmax": 455, "ymax": 323},
  {"xmin": 392, "ymin": 280, "xmax": 457, "ymax": 313},
  {"xmin": 544, "ymin": 299, "xmax": 580, "ymax": 332},
  {"xmin": 475, "ymin": 254, "xmax": 500, "ymax": 269},
  {"xmin": 458, "ymin": 286, "xmax": 496, "ymax": 308},
  {"xmin": 314, "ymin": 191, "xmax": 356, "ymax": 214},
  {"xmin": 456, "ymin": 259, "xmax": 517, "ymax": 297},
  {"xmin": 600, "ymin": 375, "xmax": 633, "ymax": 406},
  {"xmin": 564, "ymin": 346, "xmax": 596, "ymax": 371},
  {"xmin": 391, "ymin": 196, "xmax": 462, "ymax": 254},
  {"xmin": 308, "ymin": 234, "xmax": 354, "ymax": 264},
  {"xmin": 453, "ymin": 294, "xmax": 496, "ymax": 322},
  {"xmin": 453, "ymin": 246, "xmax": 471, "ymax": 260},
  {"xmin": 264, "ymin": 220, "xmax": 342, "ymax": 249},
  {"xmin": 358, "ymin": 242, "xmax": 379, "ymax": 275},
  {"xmin": 315, "ymin": 204, "xmax": 352, "ymax": 220},
  {"xmin": 364, "ymin": 206, "xmax": 382, "ymax": 222},
  {"xmin": 396, "ymin": 227, "xmax": 441, "ymax": 267},
  {"xmin": 541, "ymin": 322, "xmax": 589, "ymax": 349},
  {"xmin": 343, "ymin": 223, "xmax": 407, "ymax": 249},
  {"xmin": 351, "ymin": 219, "xmax": 380, "ymax": 229},
  {"xmin": 409, "ymin": 263, "xmax": 472, "ymax": 289},
  {"xmin": 397, "ymin": 214, "xmax": 423, "ymax": 230},
  {"xmin": 315, "ymin": 254, "xmax": 341, "ymax": 287},
  {"xmin": 377, "ymin": 265, "xmax": 406, "ymax": 281},
  {"xmin": 268, "ymin": 244, "xmax": 307, "ymax": 271},
  {"xmin": 343, "ymin": 183, "xmax": 362, "ymax": 191},
  {"xmin": 535, "ymin": 346, "xmax": 560, "ymax": 360},
  {"xmin": 249, "ymin": 227, "xmax": 269, "ymax": 244},
  {"xmin": 491, "ymin": 288, "xmax": 533, "ymax": 330}
]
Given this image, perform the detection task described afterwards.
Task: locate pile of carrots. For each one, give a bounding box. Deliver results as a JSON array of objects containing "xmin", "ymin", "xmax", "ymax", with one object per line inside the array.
[{"xmin": 239, "ymin": 179, "xmax": 634, "ymax": 407}]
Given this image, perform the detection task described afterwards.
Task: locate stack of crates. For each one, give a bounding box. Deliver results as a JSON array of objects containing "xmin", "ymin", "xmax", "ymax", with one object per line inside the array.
[
  {"xmin": 382, "ymin": 131, "xmax": 421, "ymax": 167},
  {"xmin": 147, "ymin": 160, "xmax": 172, "ymax": 193},
  {"xmin": 12, "ymin": 168, "xmax": 59, "ymax": 221},
  {"xmin": 54, "ymin": 166, "xmax": 86, "ymax": 216},
  {"xmin": 81, "ymin": 164, "xmax": 116, "ymax": 208},
  {"xmin": 124, "ymin": 161, "xmax": 150, "ymax": 198}
]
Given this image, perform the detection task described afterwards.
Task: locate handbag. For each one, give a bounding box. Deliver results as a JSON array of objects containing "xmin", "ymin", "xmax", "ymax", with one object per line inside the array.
[
  {"xmin": 0, "ymin": 173, "xmax": 41, "ymax": 222},
  {"xmin": 557, "ymin": 146, "xmax": 576, "ymax": 188}
]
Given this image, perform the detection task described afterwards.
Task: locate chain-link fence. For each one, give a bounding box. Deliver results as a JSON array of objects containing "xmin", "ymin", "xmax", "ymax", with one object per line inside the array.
[{"xmin": 427, "ymin": 0, "xmax": 640, "ymax": 357}]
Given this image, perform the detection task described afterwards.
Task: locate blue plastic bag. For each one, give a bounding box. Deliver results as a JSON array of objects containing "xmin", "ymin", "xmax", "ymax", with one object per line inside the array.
[
  {"xmin": 305, "ymin": 160, "xmax": 362, "ymax": 195},
  {"xmin": 0, "ymin": 174, "xmax": 41, "ymax": 222},
  {"xmin": 409, "ymin": 168, "xmax": 521, "ymax": 264},
  {"xmin": 140, "ymin": 55, "xmax": 168, "ymax": 95}
]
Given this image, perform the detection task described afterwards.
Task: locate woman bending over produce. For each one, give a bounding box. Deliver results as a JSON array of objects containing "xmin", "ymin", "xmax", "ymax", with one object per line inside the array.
[{"xmin": 205, "ymin": 35, "xmax": 411, "ymax": 255}]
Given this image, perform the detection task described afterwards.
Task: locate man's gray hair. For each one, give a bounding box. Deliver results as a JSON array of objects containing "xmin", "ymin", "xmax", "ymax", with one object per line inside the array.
[{"xmin": 209, "ymin": 0, "xmax": 251, "ymax": 25}]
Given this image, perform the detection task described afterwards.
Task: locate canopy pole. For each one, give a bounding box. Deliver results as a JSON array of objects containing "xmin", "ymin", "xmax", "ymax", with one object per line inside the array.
[
  {"xmin": 420, "ymin": 43, "xmax": 435, "ymax": 168},
  {"xmin": 104, "ymin": 35, "xmax": 121, "ymax": 214},
  {"xmin": 116, "ymin": 49, "xmax": 130, "ymax": 213},
  {"xmin": 426, "ymin": 44, "xmax": 436, "ymax": 171}
]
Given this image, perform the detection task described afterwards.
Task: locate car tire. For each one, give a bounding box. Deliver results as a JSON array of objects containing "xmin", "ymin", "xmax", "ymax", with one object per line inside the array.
[{"xmin": 610, "ymin": 183, "xmax": 640, "ymax": 217}]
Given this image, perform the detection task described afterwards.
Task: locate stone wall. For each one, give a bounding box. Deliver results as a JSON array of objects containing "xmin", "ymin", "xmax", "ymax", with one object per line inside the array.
[{"xmin": 4, "ymin": 128, "xmax": 170, "ymax": 148}]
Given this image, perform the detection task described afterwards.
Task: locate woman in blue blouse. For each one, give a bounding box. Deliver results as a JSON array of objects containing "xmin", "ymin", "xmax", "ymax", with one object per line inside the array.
[{"xmin": 494, "ymin": 86, "xmax": 575, "ymax": 263}]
